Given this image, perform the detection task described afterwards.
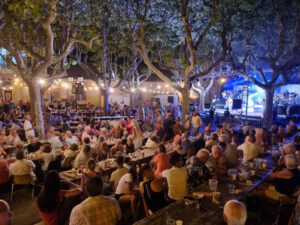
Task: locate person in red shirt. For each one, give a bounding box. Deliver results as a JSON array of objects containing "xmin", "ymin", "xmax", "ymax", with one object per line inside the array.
[
  {"xmin": 37, "ymin": 171, "xmax": 81, "ymax": 225},
  {"xmin": 125, "ymin": 116, "xmax": 133, "ymax": 135},
  {"xmin": 151, "ymin": 144, "xmax": 171, "ymax": 178}
]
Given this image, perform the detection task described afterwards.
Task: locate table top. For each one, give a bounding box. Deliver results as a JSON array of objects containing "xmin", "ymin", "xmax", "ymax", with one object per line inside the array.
[
  {"xmin": 135, "ymin": 156, "xmax": 274, "ymax": 225},
  {"xmin": 134, "ymin": 198, "xmax": 223, "ymax": 225}
]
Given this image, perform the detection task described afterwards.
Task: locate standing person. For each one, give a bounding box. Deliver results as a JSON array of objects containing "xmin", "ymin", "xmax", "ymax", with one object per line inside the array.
[
  {"xmin": 130, "ymin": 120, "xmax": 143, "ymax": 149},
  {"xmin": 0, "ymin": 200, "xmax": 12, "ymax": 225},
  {"xmin": 70, "ymin": 176, "xmax": 121, "ymax": 225},
  {"xmin": 163, "ymin": 113, "xmax": 174, "ymax": 142},
  {"xmin": 191, "ymin": 111, "xmax": 202, "ymax": 136},
  {"xmin": 162, "ymin": 152, "xmax": 188, "ymax": 202},
  {"xmin": 24, "ymin": 114, "xmax": 35, "ymax": 141}
]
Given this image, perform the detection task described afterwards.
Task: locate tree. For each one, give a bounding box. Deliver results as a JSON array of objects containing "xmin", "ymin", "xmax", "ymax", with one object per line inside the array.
[
  {"xmin": 229, "ymin": 0, "xmax": 300, "ymax": 128},
  {"xmin": 0, "ymin": 0, "xmax": 98, "ymax": 138},
  {"xmin": 191, "ymin": 76, "xmax": 215, "ymax": 112},
  {"xmin": 117, "ymin": 55, "xmax": 151, "ymax": 106},
  {"xmin": 116, "ymin": 0, "xmax": 229, "ymax": 120}
]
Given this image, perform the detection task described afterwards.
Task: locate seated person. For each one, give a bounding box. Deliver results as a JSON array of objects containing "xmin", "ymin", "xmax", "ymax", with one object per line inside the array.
[
  {"xmin": 74, "ymin": 145, "xmax": 91, "ymax": 169},
  {"xmin": 6, "ymin": 127, "xmax": 21, "ymax": 146},
  {"xmin": 125, "ymin": 137, "xmax": 135, "ymax": 154},
  {"xmin": 37, "ymin": 171, "xmax": 82, "ymax": 225},
  {"xmin": 172, "ymin": 126, "xmax": 182, "ymax": 145},
  {"xmin": 27, "ymin": 136, "xmax": 42, "ymax": 153},
  {"xmin": 207, "ymin": 145, "xmax": 228, "ymax": 175},
  {"xmin": 0, "ymin": 200, "xmax": 12, "ymax": 225},
  {"xmin": 65, "ymin": 130, "xmax": 78, "ymax": 146},
  {"xmin": 193, "ymin": 133, "xmax": 206, "ymax": 152},
  {"xmin": 266, "ymin": 154, "xmax": 300, "ymax": 200},
  {"xmin": 49, "ymin": 133, "xmax": 65, "ymax": 152},
  {"xmin": 139, "ymin": 164, "xmax": 168, "ymax": 213},
  {"xmin": 145, "ymin": 135, "xmax": 159, "ymax": 149},
  {"xmin": 277, "ymin": 143, "xmax": 296, "ymax": 167},
  {"xmin": 0, "ymin": 129, "xmax": 7, "ymax": 145},
  {"xmin": 151, "ymin": 144, "xmax": 170, "ymax": 178},
  {"xmin": 109, "ymin": 156, "xmax": 129, "ymax": 189},
  {"xmin": 111, "ymin": 140, "xmax": 124, "ymax": 153},
  {"xmin": 238, "ymin": 136, "xmax": 263, "ymax": 161},
  {"xmin": 109, "ymin": 120, "xmax": 123, "ymax": 139},
  {"xmin": 181, "ymin": 133, "xmax": 193, "ymax": 156},
  {"xmin": 223, "ymin": 200, "xmax": 247, "ymax": 225},
  {"xmin": 185, "ymin": 149, "xmax": 211, "ymax": 187},
  {"xmin": 9, "ymin": 150, "xmax": 36, "ymax": 179},
  {"xmin": 162, "ymin": 152, "xmax": 188, "ymax": 202},
  {"xmin": 81, "ymin": 159, "xmax": 102, "ymax": 190},
  {"xmin": 70, "ymin": 176, "xmax": 121, "ymax": 225},
  {"xmin": 63, "ymin": 143, "xmax": 79, "ymax": 159},
  {"xmin": 205, "ymin": 132, "xmax": 218, "ymax": 151},
  {"xmin": 115, "ymin": 172, "xmax": 137, "ymax": 220},
  {"xmin": 41, "ymin": 144, "xmax": 55, "ymax": 171},
  {"xmin": 97, "ymin": 142, "xmax": 110, "ymax": 160}
]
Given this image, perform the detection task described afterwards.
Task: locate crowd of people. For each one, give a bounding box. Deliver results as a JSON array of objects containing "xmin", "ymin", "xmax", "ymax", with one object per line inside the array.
[{"xmin": 0, "ymin": 99, "xmax": 299, "ymax": 225}]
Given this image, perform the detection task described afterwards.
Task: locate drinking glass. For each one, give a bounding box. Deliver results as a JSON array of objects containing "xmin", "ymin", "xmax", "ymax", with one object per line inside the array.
[
  {"xmin": 209, "ymin": 179, "xmax": 218, "ymax": 191},
  {"xmin": 228, "ymin": 169, "xmax": 237, "ymax": 181},
  {"xmin": 228, "ymin": 184, "xmax": 235, "ymax": 194}
]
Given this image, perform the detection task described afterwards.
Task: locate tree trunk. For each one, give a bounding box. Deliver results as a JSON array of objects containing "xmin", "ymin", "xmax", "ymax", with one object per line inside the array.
[
  {"xmin": 28, "ymin": 80, "xmax": 46, "ymax": 139},
  {"xmin": 263, "ymin": 88, "xmax": 274, "ymax": 128},
  {"xmin": 104, "ymin": 88, "xmax": 110, "ymax": 115},
  {"xmin": 198, "ymin": 92, "xmax": 205, "ymax": 113},
  {"xmin": 181, "ymin": 87, "xmax": 189, "ymax": 120},
  {"xmin": 130, "ymin": 93, "xmax": 134, "ymax": 106}
]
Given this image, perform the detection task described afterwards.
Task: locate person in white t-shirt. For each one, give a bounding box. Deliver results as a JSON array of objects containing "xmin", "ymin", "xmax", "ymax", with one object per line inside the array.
[
  {"xmin": 9, "ymin": 150, "xmax": 36, "ymax": 179},
  {"xmin": 191, "ymin": 111, "xmax": 203, "ymax": 136},
  {"xmin": 24, "ymin": 114, "xmax": 35, "ymax": 141},
  {"xmin": 115, "ymin": 172, "xmax": 137, "ymax": 220},
  {"xmin": 162, "ymin": 152, "xmax": 187, "ymax": 201},
  {"xmin": 65, "ymin": 130, "xmax": 78, "ymax": 146},
  {"xmin": 109, "ymin": 156, "xmax": 129, "ymax": 189},
  {"xmin": 81, "ymin": 126, "xmax": 91, "ymax": 143}
]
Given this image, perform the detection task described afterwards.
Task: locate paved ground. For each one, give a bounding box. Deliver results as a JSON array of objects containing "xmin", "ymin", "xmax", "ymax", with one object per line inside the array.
[{"xmin": 0, "ymin": 187, "xmax": 41, "ymax": 225}]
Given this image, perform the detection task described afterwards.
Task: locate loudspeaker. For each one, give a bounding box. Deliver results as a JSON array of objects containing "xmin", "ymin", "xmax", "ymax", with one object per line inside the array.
[
  {"xmin": 232, "ymin": 99, "xmax": 242, "ymax": 109},
  {"xmin": 287, "ymin": 105, "xmax": 300, "ymax": 115},
  {"xmin": 72, "ymin": 83, "xmax": 84, "ymax": 94},
  {"xmin": 277, "ymin": 105, "xmax": 287, "ymax": 115},
  {"xmin": 167, "ymin": 96, "xmax": 174, "ymax": 104}
]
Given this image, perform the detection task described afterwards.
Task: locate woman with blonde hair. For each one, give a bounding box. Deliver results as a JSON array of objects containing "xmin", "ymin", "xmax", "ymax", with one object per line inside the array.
[
  {"xmin": 130, "ymin": 119, "xmax": 143, "ymax": 149},
  {"xmin": 109, "ymin": 120, "xmax": 123, "ymax": 139}
]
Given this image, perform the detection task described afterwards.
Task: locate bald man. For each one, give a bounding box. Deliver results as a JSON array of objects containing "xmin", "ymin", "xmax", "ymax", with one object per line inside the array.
[
  {"xmin": 224, "ymin": 200, "xmax": 247, "ymax": 225},
  {"xmin": 0, "ymin": 200, "xmax": 12, "ymax": 225}
]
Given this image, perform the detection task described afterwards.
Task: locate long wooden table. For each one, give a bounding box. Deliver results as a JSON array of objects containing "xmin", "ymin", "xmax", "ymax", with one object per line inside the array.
[
  {"xmin": 59, "ymin": 148, "xmax": 156, "ymax": 184},
  {"xmin": 134, "ymin": 156, "xmax": 275, "ymax": 225}
]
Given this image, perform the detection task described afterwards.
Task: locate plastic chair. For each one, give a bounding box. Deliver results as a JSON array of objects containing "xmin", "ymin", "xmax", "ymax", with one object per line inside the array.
[{"xmin": 10, "ymin": 174, "xmax": 34, "ymax": 202}]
